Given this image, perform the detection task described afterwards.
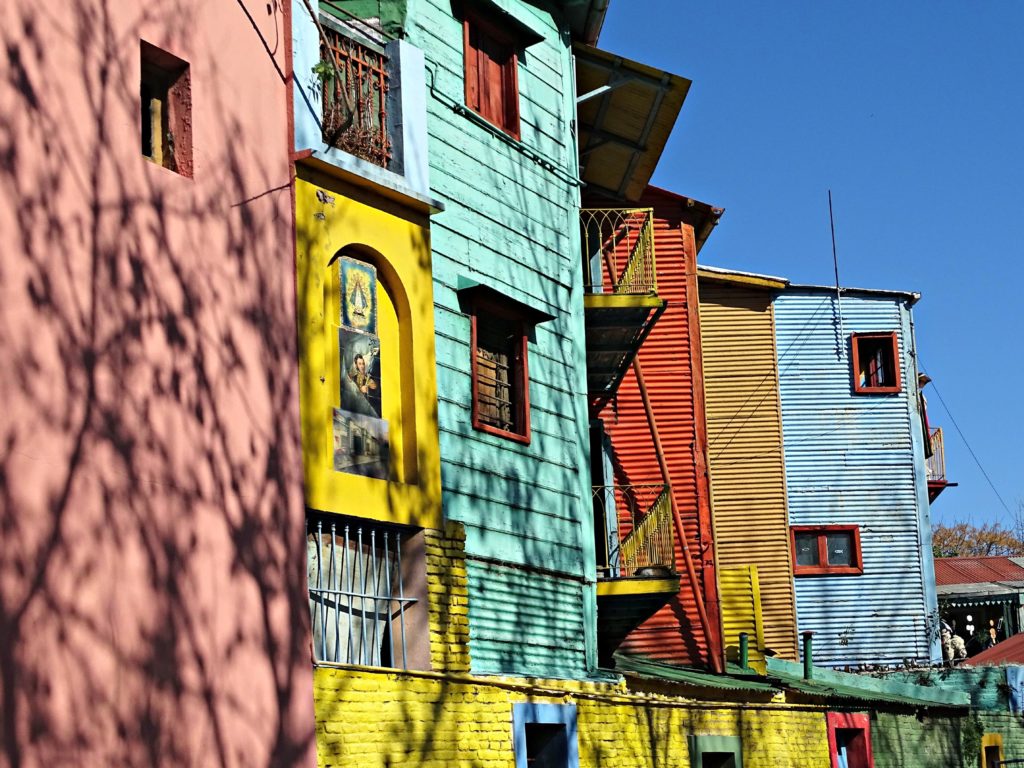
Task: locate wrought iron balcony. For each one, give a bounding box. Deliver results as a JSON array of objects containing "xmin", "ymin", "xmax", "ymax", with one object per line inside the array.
[
  {"xmin": 319, "ymin": 25, "xmax": 392, "ymax": 169},
  {"xmin": 581, "ymin": 208, "xmax": 657, "ymax": 295},
  {"xmin": 580, "ymin": 208, "xmax": 665, "ymax": 409},
  {"xmin": 927, "ymin": 427, "xmax": 945, "ymax": 482},
  {"xmin": 592, "ymin": 482, "xmax": 679, "ymax": 666},
  {"xmin": 593, "ymin": 483, "xmax": 675, "ymax": 579},
  {"xmin": 927, "ymin": 427, "xmax": 955, "ymax": 502}
]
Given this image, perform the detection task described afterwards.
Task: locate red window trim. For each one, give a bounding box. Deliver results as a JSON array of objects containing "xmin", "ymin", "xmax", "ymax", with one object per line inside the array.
[
  {"xmin": 826, "ymin": 712, "xmax": 875, "ymax": 768},
  {"xmin": 851, "ymin": 332, "xmax": 901, "ymax": 394},
  {"xmin": 469, "ymin": 297, "xmax": 531, "ymax": 445},
  {"xmin": 462, "ymin": 9, "xmax": 521, "ymax": 140},
  {"xmin": 791, "ymin": 525, "xmax": 863, "ymax": 576}
]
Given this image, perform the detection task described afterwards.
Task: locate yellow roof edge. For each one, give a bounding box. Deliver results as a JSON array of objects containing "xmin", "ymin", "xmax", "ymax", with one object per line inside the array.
[{"xmin": 697, "ymin": 267, "xmax": 788, "ymax": 291}]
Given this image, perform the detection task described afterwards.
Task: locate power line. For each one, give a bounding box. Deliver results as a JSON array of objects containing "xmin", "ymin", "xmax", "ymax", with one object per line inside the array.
[{"xmin": 923, "ymin": 369, "xmax": 1013, "ymax": 518}]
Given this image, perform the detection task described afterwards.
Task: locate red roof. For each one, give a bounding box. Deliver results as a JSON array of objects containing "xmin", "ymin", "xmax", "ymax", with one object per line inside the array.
[
  {"xmin": 967, "ymin": 632, "xmax": 1024, "ymax": 665},
  {"xmin": 934, "ymin": 556, "xmax": 1024, "ymax": 586}
]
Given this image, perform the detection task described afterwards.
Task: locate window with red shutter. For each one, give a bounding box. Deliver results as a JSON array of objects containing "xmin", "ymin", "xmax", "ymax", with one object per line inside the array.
[
  {"xmin": 463, "ymin": 11, "xmax": 520, "ymax": 138},
  {"xmin": 470, "ymin": 301, "xmax": 531, "ymax": 443}
]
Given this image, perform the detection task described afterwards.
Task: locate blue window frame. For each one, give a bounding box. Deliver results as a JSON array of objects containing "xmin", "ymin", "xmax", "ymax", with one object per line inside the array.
[{"xmin": 512, "ymin": 703, "xmax": 579, "ymax": 768}]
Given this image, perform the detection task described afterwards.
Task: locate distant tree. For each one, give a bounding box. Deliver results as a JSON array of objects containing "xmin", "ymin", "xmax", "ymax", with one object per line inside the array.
[{"xmin": 933, "ymin": 521, "xmax": 1024, "ymax": 558}]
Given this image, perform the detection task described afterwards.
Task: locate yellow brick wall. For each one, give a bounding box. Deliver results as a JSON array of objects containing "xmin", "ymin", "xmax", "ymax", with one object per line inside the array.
[
  {"xmin": 425, "ymin": 522, "xmax": 471, "ymax": 674},
  {"xmin": 313, "ymin": 521, "xmax": 832, "ymax": 768},
  {"xmin": 314, "ymin": 664, "xmax": 832, "ymax": 767}
]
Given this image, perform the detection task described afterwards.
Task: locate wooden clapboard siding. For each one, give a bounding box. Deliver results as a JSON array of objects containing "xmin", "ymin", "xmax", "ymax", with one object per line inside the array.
[
  {"xmin": 699, "ymin": 278, "xmax": 799, "ymax": 661},
  {"xmin": 406, "ymin": 0, "xmax": 595, "ymax": 676}
]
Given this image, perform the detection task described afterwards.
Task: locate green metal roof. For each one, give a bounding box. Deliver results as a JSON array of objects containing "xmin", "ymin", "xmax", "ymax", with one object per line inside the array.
[
  {"xmin": 613, "ymin": 653, "xmax": 778, "ymax": 694},
  {"xmin": 764, "ymin": 658, "xmax": 969, "ymax": 709}
]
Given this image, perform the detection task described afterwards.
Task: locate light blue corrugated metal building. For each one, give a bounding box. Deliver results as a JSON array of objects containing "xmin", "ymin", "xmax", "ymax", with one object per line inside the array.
[{"xmin": 774, "ymin": 285, "xmax": 940, "ymax": 667}]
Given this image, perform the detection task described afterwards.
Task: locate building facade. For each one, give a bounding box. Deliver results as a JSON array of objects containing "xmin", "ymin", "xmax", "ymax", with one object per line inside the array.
[
  {"xmin": 0, "ymin": 0, "xmax": 316, "ymax": 764},
  {"xmin": 774, "ymin": 285, "xmax": 941, "ymax": 667}
]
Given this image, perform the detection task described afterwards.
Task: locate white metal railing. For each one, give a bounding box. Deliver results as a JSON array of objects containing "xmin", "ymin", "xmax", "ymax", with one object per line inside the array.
[
  {"xmin": 927, "ymin": 427, "xmax": 946, "ymax": 482},
  {"xmin": 307, "ymin": 517, "xmax": 416, "ymax": 669}
]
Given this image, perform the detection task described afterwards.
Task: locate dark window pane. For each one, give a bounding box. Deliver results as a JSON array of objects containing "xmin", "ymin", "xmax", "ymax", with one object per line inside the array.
[
  {"xmin": 795, "ymin": 533, "xmax": 819, "ymax": 566},
  {"xmin": 826, "ymin": 532, "xmax": 854, "ymax": 567},
  {"xmin": 702, "ymin": 753, "xmax": 737, "ymax": 768},
  {"xmin": 525, "ymin": 723, "xmax": 568, "ymax": 768}
]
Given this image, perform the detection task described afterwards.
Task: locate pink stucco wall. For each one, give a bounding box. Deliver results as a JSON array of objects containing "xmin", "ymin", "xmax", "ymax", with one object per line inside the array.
[{"xmin": 0, "ymin": 1, "xmax": 315, "ymax": 766}]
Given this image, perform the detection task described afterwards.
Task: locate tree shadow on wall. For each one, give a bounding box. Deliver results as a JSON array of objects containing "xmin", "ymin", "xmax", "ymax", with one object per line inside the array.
[{"xmin": 0, "ymin": 2, "xmax": 315, "ymax": 766}]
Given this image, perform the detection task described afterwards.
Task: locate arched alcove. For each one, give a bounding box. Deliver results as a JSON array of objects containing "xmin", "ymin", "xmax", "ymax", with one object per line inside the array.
[{"xmin": 327, "ymin": 244, "xmax": 418, "ymax": 485}]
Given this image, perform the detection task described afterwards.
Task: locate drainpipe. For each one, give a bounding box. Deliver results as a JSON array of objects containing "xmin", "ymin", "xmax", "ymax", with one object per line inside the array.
[
  {"xmin": 802, "ymin": 631, "xmax": 815, "ymax": 680},
  {"xmin": 738, "ymin": 632, "xmax": 749, "ymax": 670}
]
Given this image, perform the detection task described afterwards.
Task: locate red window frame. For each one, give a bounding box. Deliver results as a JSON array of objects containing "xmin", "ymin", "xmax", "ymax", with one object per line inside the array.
[
  {"xmin": 791, "ymin": 525, "xmax": 863, "ymax": 576},
  {"xmin": 851, "ymin": 332, "xmax": 901, "ymax": 394},
  {"xmin": 469, "ymin": 298, "xmax": 531, "ymax": 444},
  {"xmin": 463, "ymin": 10, "xmax": 521, "ymax": 139},
  {"xmin": 826, "ymin": 712, "xmax": 875, "ymax": 768}
]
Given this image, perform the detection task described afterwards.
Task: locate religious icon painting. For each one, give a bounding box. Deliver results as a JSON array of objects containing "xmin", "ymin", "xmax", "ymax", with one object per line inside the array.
[
  {"xmin": 340, "ymin": 256, "xmax": 377, "ymax": 335},
  {"xmin": 339, "ymin": 328, "xmax": 383, "ymax": 419},
  {"xmin": 333, "ymin": 407, "xmax": 389, "ymax": 480}
]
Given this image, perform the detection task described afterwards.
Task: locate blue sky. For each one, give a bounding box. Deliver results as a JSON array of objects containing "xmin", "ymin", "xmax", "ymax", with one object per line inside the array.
[{"xmin": 600, "ymin": 0, "xmax": 1024, "ymax": 528}]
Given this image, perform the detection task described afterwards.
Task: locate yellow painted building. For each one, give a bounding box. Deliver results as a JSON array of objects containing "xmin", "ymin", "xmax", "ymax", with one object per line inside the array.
[
  {"xmin": 698, "ymin": 268, "xmax": 799, "ymax": 665},
  {"xmin": 295, "ymin": 168, "xmax": 442, "ymax": 531}
]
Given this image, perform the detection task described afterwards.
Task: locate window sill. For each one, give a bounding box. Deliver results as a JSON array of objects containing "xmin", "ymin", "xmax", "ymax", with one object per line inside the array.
[
  {"xmin": 853, "ymin": 385, "xmax": 901, "ymax": 395},
  {"xmin": 473, "ymin": 419, "xmax": 531, "ymax": 445},
  {"xmin": 794, "ymin": 566, "xmax": 864, "ymax": 577}
]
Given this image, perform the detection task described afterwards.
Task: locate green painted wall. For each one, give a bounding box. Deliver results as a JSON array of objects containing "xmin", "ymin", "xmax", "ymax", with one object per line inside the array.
[
  {"xmin": 405, "ymin": 0, "xmax": 595, "ymax": 677},
  {"xmin": 872, "ymin": 666, "xmax": 1024, "ymax": 767},
  {"xmin": 871, "ymin": 712, "xmax": 963, "ymax": 768},
  {"xmin": 319, "ymin": 0, "xmax": 409, "ymax": 37}
]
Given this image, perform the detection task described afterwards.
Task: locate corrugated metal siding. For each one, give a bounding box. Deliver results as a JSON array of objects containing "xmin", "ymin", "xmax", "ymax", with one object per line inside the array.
[
  {"xmin": 597, "ymin": 187, "xmax": 719, "ymax": 667},
  {"xmin": 698, "ymin": 280, "xmax": 798, "ymax": 660},
  {"xmin": 719, "ymin": 565, "xmax": 766, "ymax": 671},
  {"xmin": 466, "ymin": 559, "xmax": 589, "ymax": 678},
  {"xmin": 774, "ymin": 290, "xmax": 936, "ymax": 666}
]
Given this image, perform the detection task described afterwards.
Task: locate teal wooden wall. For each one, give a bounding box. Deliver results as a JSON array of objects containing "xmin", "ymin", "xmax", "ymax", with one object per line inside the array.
[{"xmin": 405, "ymin": 0, "xmax": 595, "ymax": 678}]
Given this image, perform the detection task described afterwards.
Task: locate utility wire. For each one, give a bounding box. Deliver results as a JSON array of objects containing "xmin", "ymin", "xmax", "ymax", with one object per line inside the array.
[{"xmin": 922, "ymin": 367, "xmax": 1013, "ymax": 518}]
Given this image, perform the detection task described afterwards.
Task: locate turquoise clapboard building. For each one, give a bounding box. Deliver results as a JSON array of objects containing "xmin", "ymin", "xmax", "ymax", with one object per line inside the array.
[
  {"xmin": 302, "ymin": 0, "xmax": 602, "ymax": 678},
  {"xmin": 408, "ymin": 0, "xmax": 595, "ymax": 678},
  {"xmin": 773, "ymin": 285, "xmax": 940, "ymax": 667}
]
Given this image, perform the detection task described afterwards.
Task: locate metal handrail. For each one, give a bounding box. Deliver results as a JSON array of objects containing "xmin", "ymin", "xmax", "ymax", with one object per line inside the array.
[
  {"xmin": 927, "ymin": 427, "xmax": 946, "ymax": 482},
  {"xmin": 580, "ymin": 208, "xmax": 657, "ymax": 295},
  {"xmin": 593, "ymin": 484, "xmax": 674, "ymax": 578}
]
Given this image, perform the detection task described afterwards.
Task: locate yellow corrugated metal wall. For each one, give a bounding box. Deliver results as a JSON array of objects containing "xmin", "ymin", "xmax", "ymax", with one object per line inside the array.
[
  {"xmin": 698, "ymin": 278, "xmax": 798, "ymax": 661},
  {"xmin": 719, "ymin": 565, "xmax": 766, "ymax": 671}
]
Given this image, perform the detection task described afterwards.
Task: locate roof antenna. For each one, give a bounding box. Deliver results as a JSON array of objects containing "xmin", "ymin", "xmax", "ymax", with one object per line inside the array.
[{"xmin": 829, "ymin": 189, "xmax": 845, "ymax": 359}]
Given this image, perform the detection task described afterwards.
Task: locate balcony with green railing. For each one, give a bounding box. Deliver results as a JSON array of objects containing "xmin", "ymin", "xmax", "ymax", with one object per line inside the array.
[{"xmin": 580, "ymin": 208, "xmax": 666, "ymax": 410}]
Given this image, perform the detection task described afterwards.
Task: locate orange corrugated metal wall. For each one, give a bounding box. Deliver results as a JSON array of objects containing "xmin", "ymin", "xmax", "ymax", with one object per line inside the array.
[
  {"xmin": 698, "ymin": 279, "xmax": 799, "ymax": 662},
  {"xmin": 593, "ymin": 187, "xmax": 722, "ymax": 668}
]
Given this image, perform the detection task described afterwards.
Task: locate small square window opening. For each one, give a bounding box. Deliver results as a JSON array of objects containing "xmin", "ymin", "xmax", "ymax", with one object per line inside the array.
[
  {"xmin": 140, "ymin": 41, "xmax": 192, "ymax": 177},
  {"xmin": 525, "ymin": 723, "xmax": 569, "ymax": 768},
  {"xmin": 851, "ymin": 332, "xmax": 900, "ymax": 394},
  {"xmin": 463, "ymin": 11, "xmax": 520, "ymax": 138},
  {"xmin": 471, "ymin": 304, "xmax": 530, "ymax": 443},
  {"xmin": 792, "ymin": 526, "xmax": 863, "ymax": 576}
]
